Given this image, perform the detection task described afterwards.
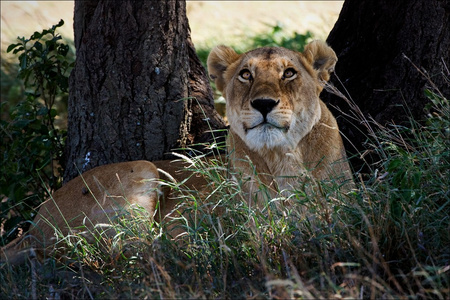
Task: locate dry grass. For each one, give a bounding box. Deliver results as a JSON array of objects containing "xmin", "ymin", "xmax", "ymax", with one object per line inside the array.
[{"xmin": 1, "ymin": 85, "xmax": 448, "ymax": 298}]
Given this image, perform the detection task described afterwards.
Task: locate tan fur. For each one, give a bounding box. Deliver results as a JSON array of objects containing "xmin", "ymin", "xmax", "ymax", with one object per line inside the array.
[
  {"xmin": 1, "ymin": 41, "xmax": 353, "ymax": 264},
  {"xmin": 1, "ymin": 160, "xmax": 204, "ymax": 263},
  {"xmin": 207, "ymin": 40, "xmax": 353, "ymax": 198},
  {"xmin": 2, "ymin": 161, "xmax": 160, "ymax": 263}
]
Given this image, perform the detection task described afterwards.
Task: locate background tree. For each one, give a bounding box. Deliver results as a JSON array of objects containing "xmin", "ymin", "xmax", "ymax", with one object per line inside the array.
[
  {"xmin": 323, "ymin": 0, "xmax": 449, "ymax": 172},
  {"xmin": 64, "ymin": 0, "xmax": 225, "ymax": 181}
]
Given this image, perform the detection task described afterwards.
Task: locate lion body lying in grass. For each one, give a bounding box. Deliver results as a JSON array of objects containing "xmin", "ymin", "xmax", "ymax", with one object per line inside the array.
[{"xmin": 1, "ymin": 41, "xmax": 353, "ymax": 264}]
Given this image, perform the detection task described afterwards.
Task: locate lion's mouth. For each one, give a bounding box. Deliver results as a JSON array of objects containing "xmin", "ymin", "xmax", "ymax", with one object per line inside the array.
[{"xmin": 245, "ymin": 122, "xmax": 289, "ymax": 133}]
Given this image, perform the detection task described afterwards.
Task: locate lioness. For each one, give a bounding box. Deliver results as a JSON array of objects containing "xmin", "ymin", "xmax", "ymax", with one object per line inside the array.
[
  {"xmin": 207, "ymin": 40, "xmax": 353, "ymax": 196},
  {"xmin": 1, "ymin": 40, "xmax": 352, "ymax": 263}
]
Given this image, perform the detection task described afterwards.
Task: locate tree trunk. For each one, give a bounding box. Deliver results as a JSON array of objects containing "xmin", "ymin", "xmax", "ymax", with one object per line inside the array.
[
  {"xmin": 182, "ymin": 35, "xmax": 228, "ymax": 153},
  {"xmin": 323, "ymin": 0, "xmax": 449, "ymax": 172},
  {"xmin": 64, "ymin": 0, "xmax": 225, "ymax": 181}
]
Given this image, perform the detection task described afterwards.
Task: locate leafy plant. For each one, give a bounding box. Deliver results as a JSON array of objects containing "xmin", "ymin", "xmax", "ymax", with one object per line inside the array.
[
  {"xmin": 249, "ymin": 22, "xmax": 313, "ymax": 51},
  {"xmin": 0, "ymin": 20, "xmax": 74, "ymax": 245},
  {"xmin": 196, "ymin": 23, "xmax": 313, "ymax": 68},
  {"xmin": 372, "ymin": 89, "xmax": 449, "ymax": 265}
]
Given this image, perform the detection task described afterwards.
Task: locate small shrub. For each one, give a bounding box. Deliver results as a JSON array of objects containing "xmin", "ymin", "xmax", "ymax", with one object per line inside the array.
[
  {"xmin": 197, "ymin": 22, "xmax": 313, "ymax": 68},
  {"xmin": 249, "ymin": 22, "xmax": 313, "ymax": 51},
  {"xmin": 1, "ymin": 20, "xmax": 74, "ymax": 245},
  {"xmin": 370, "ymin": 89, "xmax": 449, "ymax": 267}
]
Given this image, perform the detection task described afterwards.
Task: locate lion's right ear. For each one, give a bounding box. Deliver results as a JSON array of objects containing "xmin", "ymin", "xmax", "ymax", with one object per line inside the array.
[{"xmin": 207, "ymin": 45, "xmax": 241, "ymax": 93}]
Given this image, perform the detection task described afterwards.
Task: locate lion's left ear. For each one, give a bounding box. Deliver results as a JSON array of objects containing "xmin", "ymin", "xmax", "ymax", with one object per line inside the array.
[{"xmin": 302, "ymin": 40, "xmax": 337, "ymax": 82}]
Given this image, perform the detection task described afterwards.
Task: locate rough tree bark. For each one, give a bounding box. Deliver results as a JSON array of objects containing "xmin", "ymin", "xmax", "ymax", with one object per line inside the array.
[
  {"xmin": 64, "ymin": 0, "xmax": 225, "ymax": 181},
  {"xmin": 323, "ymin": 0, "xmax": 449, "ymax": 172}
]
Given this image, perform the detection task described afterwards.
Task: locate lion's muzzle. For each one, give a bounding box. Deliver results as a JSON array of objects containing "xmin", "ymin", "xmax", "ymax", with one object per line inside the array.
[{"xmin": 250, "ymin": 98, "xmax": 280, "ymax": 121}]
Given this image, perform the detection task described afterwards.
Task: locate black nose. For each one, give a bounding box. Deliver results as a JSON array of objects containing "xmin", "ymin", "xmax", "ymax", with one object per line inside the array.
[{"xmin": 251, "ymin": 98, "xmax": 279, "ymax": 120}]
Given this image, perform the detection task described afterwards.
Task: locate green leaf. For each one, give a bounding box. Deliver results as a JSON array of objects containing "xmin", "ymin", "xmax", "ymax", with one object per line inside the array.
[
  {"xmin": 411, "ymin": 171, "xmax": 421, "ymax": 189},
  {"xmin": 387, "ymin": 158, "xmax": 402, "ymax": 172},
  {"xmin": 57, "ymin": 76, "xmax": 69, "ymax": 91},
  {"xmin": 34, "ymin": 41, "xmax": 43, "ymax": 52},
  {"xmin": 57, "ymin": 44, "xmax": 69, "ymax": 56},
  {"xmin": 50, "ymin": 108, "xmax": 57, "ymax": 118},
  {"xmin": 30, "ymin": 31, "xmax": 42, "ymax": 40},
  {"xmin": 12, "ymin": 47, "xmax": 24, "ymax": 55},
  {"xmin": 390, "ymin": 196, "xmax": 402, "ymax": 219},
  {"xmin": 7, "ymin": 43, "xmax": 21, "ymax": 53},
  {"xmin": 37, "ymin": 106, "xmax": 48, "ymax": 116},
  {"xmin": 41, "ymin": 29, "xmax": 51, "ymax": 36},
  {"xmin": 13, "ymin": 118, "xmax": 33, "ymax": 129}
]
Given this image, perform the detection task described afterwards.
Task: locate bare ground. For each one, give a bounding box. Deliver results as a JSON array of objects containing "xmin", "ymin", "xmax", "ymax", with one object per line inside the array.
[{"xmin": 1, "ymin": 1, "xmax": 343, "ymax": 55}]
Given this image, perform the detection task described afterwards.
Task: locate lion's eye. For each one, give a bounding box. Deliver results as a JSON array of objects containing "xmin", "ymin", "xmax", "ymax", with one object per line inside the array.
[
  {"xmin": 239, "ymin": 69, "xmax": 252, "ymax": 81},
  {"xmin": 282, "ymin": 68, "xmax": 297, "ymax": 79}
]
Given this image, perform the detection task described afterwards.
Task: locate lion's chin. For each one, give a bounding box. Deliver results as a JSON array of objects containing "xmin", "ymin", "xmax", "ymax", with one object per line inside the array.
[{"xmin": 245, "ymin": 125, "xmax": 288, "ymax": 150}]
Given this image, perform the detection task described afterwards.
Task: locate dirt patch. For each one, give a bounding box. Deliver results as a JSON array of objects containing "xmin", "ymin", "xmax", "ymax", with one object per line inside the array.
[
  {"xmin": 187, "ymin": 1, "xmax": 343, "ymax": 47},
  {"xmin": 1, "ymin": 1, "xmax": 343, "ymax": 55}
]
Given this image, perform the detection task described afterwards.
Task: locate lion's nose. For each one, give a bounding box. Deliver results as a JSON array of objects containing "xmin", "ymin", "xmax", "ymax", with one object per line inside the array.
[{"xmin": 251, "ymin": 98, "xmax": 280, "ymax": 120}]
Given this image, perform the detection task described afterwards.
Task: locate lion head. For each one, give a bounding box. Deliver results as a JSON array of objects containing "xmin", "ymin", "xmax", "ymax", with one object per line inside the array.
[
  {"xmin": 207, "ymin": 41, "xmax": 352, "ymax": 192},
  {"xmin": 207, "ymin": 40, "xmax": 337, "ymax": 152}
]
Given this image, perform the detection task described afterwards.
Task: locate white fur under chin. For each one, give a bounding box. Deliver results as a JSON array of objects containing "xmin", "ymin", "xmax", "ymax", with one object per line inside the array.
[
  {"xmin": 228, "ymin": 99, "xmax": 322, "ymax": 153},
  {"xmin": 241, "ymin": 110, "xmax": 321, "ymax": 153},
  {"xmin": 245, "ymin": 125, "xmax": 287, "ymax": 150}
]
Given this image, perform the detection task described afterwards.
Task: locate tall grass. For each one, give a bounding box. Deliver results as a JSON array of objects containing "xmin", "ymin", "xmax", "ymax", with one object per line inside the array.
[
  {"xmin": 1, "ymin": 83, "xmax": 448, "ymax": 299},
  {"xmin": 1, "ymin": 21, "xmax": 448, "ymax": 299}
]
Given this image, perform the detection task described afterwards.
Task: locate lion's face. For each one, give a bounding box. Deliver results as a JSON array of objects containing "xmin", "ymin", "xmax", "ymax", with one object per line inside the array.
[{"xmin": 207, "ymin": 41, "xmax": 337, "ymax": 152}]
